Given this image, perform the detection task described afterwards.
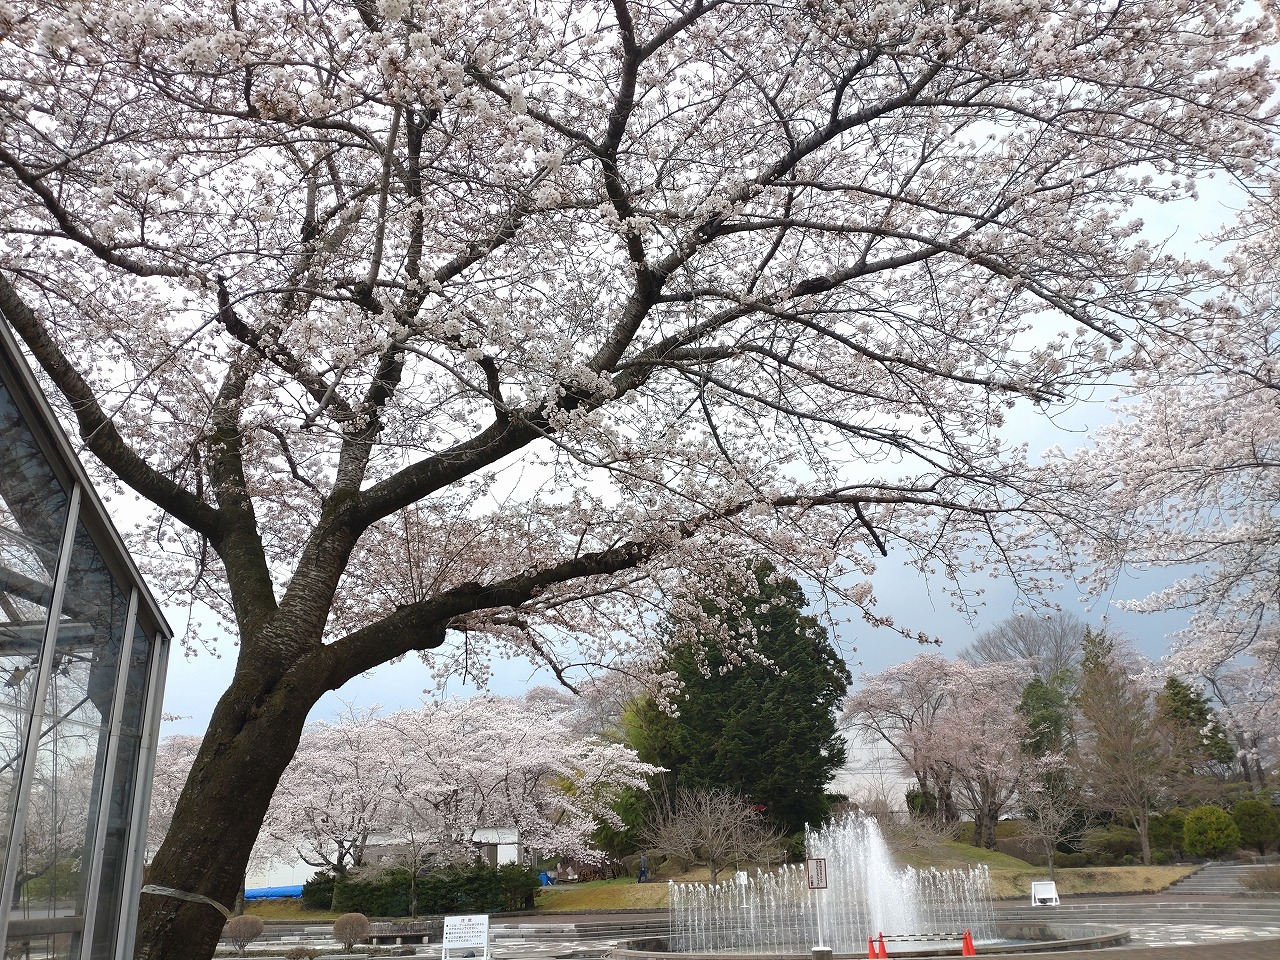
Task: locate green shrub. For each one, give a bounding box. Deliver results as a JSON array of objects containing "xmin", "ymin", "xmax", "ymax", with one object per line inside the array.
[
  {"xmin": 1232, "ymin": 799, "xmax": 1280, "ymax": 856},
  {"xmin": 905, "ymin": 789, "xmax": 938, "ymax": 820},
  {"xmin": 283, "ymin": 949, "xmax": 318, "ymax": 960},
  {"xmin": 301, "ymin": 871, "xmax": 336, "ymax": 911},
  {"xmin": 1083, "ymin": 825, "xmax": 1142, "ymax": 858},
  {"xmin": 1149, "ymin": 811, "xmax": 1186, "ymax": 858},
  {"xmin": 333, "ymin": 868, "xmax": 413, "ymax": 917},
  {"xmin": 414, "ymin": 863, "xmax": 540, "ymax": 914},
  {"xmin": 1184, "ymin": 805, "xmax": 1242, "ymax": 858},
  {"xmin": 20, "ymin": 858, "xmax": 82, "ymax": 901},
  {"xmin": 332, "ymin": 862, "xmax": 540, "ymax": 917},
  {"xmin": 1058, "ymin": 852, "xmax": 1089, "ymax": 868},
  {"xmin": 1151, "ymin": 850, "xmax": 1170, "ymax": 865}
]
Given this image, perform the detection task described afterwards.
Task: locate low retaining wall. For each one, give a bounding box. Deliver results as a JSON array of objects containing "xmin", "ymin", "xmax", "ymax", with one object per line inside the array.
[{"xmin": 610, "ymin": 922, "xmax": 1130, "ymax": 960}]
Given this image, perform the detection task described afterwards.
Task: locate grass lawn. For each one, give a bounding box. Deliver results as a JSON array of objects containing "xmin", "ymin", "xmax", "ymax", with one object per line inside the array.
[
  {"xmin": 245, "ymin": 898, "xmax": 338, "ymax": 921},
  {"xmin": 536, "ymin": 876, "xmax": 673, "ymax": 911},
  {"xmin": 532, "ymin": 844, "xmax": 1196, "ymax": 913},
  {"xmin": 985, "ymin": 865, "xmax": 1193, "ymax": 900},
  {"xmin": 244, "ymin": 845, "xmax": 1198, "ymax": 919}
]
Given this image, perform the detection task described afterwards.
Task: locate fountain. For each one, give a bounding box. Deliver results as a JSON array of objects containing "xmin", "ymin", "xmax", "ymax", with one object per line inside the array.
[
  {"xmin": 612, "ymin": 814, "xmax": 1130, "ymax": 958},
  {"xmin": 667, "ymin": 815, "xmax": 997, "ymax": 955}
]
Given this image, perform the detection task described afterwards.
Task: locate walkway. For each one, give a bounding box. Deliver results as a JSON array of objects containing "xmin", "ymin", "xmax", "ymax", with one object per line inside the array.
[{"xmin": 238, "ymin": 895, "xmax": 1280, "ymax": 957}]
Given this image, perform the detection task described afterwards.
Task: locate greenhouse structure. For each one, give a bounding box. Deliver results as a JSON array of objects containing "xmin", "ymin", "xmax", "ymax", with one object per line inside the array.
[{"xmin": 0, "ymin": 317, "xmax": 172, "ymax": 959}]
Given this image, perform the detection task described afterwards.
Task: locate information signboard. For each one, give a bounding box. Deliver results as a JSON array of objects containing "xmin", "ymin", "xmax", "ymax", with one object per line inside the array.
[
  {"xmin": 805, "ymin": 857, "xmax": 828, "ymax": 890},
  {"xmin": 443, "ymin": 913, "xmax": 490, "ymax": 960}
]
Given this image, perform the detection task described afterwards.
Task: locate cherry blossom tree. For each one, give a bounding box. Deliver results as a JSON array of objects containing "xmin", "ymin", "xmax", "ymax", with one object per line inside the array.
[
  {"xmin": 246, "ymin": 695, "xmax": 654, "ymax": 878},
  {"xmin": 377, "ymin": 694, "xmax": 656, "ymax": 864},
  {"xmin": 1065, "ymin": 193, "xmax": 1280, "ymax": 795},
  {"xmin": 917, "ymin": 661, "xmax": 1030, "ymax": 849},
  {"xmin": 258, "ymin": 708, "xmax": 396, "ymax": 876},
  {"xmin": 843, "ymin": 654, "xmax": 961, "ymax": 821},
  {"xmin": 846, "ymin": 654, "xmax": 1029, "ymax": 845},
  {"xmin": 0, "ymin": 2, "xmax": 1275, "ymax": 956},
  {"xmin": 146, "ymin": 735, "xmax": 202, "ymax": 858}
]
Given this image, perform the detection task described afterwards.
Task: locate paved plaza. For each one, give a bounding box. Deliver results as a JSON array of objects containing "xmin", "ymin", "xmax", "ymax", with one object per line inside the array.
[{"xmin": 240, "ymin": 906, "xmax": 1280, "ymax": 959}]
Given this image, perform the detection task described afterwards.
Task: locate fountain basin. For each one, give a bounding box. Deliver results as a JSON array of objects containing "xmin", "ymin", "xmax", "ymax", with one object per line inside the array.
[{"xmin": 612, "ymin": 922, "xmax": 1130, "ymax": 959}]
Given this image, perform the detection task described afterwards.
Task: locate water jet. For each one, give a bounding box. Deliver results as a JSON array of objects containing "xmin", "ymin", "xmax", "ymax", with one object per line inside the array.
[{"xmin": 611, "ymin": 815, "xmax": 1129, "ymax": 958}]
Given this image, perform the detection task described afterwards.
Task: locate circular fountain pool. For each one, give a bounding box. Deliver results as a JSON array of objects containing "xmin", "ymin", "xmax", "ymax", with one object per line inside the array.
[
  {"xmin": 630, "ymin": 814, "xmax": 1130, "ymax": 958},
  {"xmin": 613, "ymin": 922, "xmax": 1130, "ymax": 959}
]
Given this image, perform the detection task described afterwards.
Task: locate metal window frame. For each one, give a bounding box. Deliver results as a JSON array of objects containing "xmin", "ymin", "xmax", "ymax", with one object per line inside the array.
[
  {"xmin": 0, "ymin": 483, "xmax": 82, "ymax": 946},
  {"xmin": 78, "ymin": 587, "xmax": 140, "ymax": 960},
  {"xmin": 1, "ymin": 315, "xmax": 173, "ymax": 958}
]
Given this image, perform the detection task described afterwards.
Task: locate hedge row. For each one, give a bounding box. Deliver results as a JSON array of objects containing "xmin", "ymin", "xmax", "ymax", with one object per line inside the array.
[{"xmin": 303, "ymin": 863, "xmax": 539, "ymax": 917}]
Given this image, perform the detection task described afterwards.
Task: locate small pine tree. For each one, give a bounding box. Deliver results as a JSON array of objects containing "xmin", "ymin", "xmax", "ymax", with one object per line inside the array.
[
  {"xmin": 1183, "ymin": 805, "xmax": 1242, "ymax": 859},
  {"xmin": 1232, "ymin": 799, "xmax": 1280, "ymax": 856}
]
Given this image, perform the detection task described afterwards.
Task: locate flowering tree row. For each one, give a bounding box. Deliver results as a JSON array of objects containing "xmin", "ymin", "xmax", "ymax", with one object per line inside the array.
[
  {"xmin": 150, "ymin": 693, "xmax": 656, "ymax": 877},
  {"xmin": 846, "ymin": 636, "xmax": 1257, "ymax": 865}
]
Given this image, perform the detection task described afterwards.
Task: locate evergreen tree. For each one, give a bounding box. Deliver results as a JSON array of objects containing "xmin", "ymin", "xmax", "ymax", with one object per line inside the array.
[
  {"xmin": 1019, "ymin": 674, "xmax": 1074, "ymax": 757},
  {"xmin": 1074, "ymin": 629, "xmax": 1174, "ymax": 865},
  {"xmin": 1155, "ymin": 677, "xmax": 1237, "ymax": 778},
  {"xmin": 629, "ymin": 563, "xmax": 851, "ymax": 836},
  {"xmin": 1231, "ymin": 798, "xmax": 1280, "ymax": 857}
]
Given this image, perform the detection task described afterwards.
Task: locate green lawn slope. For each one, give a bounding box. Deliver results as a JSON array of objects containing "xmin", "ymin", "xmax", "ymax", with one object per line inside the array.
[
  {"xmin": 532, "ymin": 844, "xmax": 1195, "ymax": 912},
  {"xmin": 244, "ymin": 845, "xmax": 1197, "ymax": 919}
]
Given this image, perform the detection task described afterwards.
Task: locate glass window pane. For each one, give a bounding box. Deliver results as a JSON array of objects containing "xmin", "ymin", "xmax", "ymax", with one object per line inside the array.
[
  {"xmin": 0, "ymin": 372, "xmax": 71, "ymax": 922},
  {"xmin": 6, "ymin": 521, "xmax": 129, "ymax": 960},
  {"xmin": 89, "ymin": 622, "xmax": 152, "ymax": 960}
]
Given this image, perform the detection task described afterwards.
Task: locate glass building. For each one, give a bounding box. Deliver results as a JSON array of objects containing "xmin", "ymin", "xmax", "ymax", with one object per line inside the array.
[{"xmin": 0, "ymin": 317, "xmax": 172, "ymax": 960}]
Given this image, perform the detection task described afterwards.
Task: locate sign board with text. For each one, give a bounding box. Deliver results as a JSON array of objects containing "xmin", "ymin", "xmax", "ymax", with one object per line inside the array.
[
  {"xmin": 805, "ymin": 857, "xmax": 828, "ymax": 890},
  {"xmin": 443, "ymin": 913, "xmax": 490, "ymax": 960}
]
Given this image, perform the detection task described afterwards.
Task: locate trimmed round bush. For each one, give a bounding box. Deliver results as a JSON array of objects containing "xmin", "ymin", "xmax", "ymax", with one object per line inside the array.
[
  {"xmin": 1232, "ymin": 799, "xmax": 1280, "ymax": 856},
  {"xmin": 333, "ymin": 912, "xmax": 372, "ymax": 951},
  {"xmin": 1183, "ymin": 805, "xmax": 1242, "ymax": 858},
  {"xmin": 225, "ymin": 914, "xmax": 265, "ymax": 955},
  {"xmin": 1083, "ymin": 824, "xmax": 1142, "ymax": 858}
]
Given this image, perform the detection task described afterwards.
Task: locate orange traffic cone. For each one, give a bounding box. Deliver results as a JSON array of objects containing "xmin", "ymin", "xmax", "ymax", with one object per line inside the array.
[
  {"xmin": 868, "ymin": 936, "xmax": 879, "ymax": 958},
  {"xmin": 961, "ymin": 929, "xmax": 976, "ymax": 957},
  {"xmin": 878, "ymin": 932, "xmax": 890, "ymax": 957}
]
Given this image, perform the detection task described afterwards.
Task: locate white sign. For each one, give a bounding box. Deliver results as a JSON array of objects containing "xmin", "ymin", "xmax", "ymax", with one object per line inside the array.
[
  {"xmin": 1030, "ymin": 880, "xmax": 1059, "ymax": 906},
  {"xmin": 805, "ymin": 857, "xmax": 828, "ymax": 890},
  {"xmin": 443, "ymin": 914, "xmax": 490, "ymax": 960}
]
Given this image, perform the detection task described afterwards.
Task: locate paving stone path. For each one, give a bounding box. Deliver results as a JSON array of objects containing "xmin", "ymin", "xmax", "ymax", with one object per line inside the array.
[{"xmin": 233, "ymin": 897, "xmax": 1280, "ymax": 958}]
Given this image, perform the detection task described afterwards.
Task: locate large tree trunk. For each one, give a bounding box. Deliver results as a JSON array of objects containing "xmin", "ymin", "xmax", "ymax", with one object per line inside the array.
[
  {"xmin": 133, "ymin": 661, "xmax": 322, "ymax": 960},
  {"xmin": 1134, "ymin": 809, "xmax": 1152, "ymax": 867}
]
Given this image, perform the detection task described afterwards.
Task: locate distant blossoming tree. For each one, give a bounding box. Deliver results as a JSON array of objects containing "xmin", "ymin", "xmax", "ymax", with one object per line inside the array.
[
  {"xmin": 844, "ymin": 653, "xmax": 1029, "ymax": 846},
  {"xmin": 1066, "ymin": 193, "xmax": 1280, "ymax": 792},
  {"xmin": 0, "ymin": 1, "xmax": 1274, "ymax": 956},
  {"xmin": 161, "ymin": 695, "xmax": 654, "ymax": 876}
]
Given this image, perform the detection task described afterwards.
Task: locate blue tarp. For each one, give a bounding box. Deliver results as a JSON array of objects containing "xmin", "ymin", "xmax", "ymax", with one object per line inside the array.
[{"xmin": 244, "ymin": 884, "xmax": 304, "ymax": 900}]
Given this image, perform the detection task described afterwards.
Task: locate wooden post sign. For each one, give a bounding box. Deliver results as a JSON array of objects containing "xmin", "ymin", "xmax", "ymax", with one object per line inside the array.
[
  {"xmin": 805, "ymin": 857, "xmax": 828, "ymax": 890},
  {"xmin": 442, "ymin": 913, "xmax": 491, "ymax": 960}
]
